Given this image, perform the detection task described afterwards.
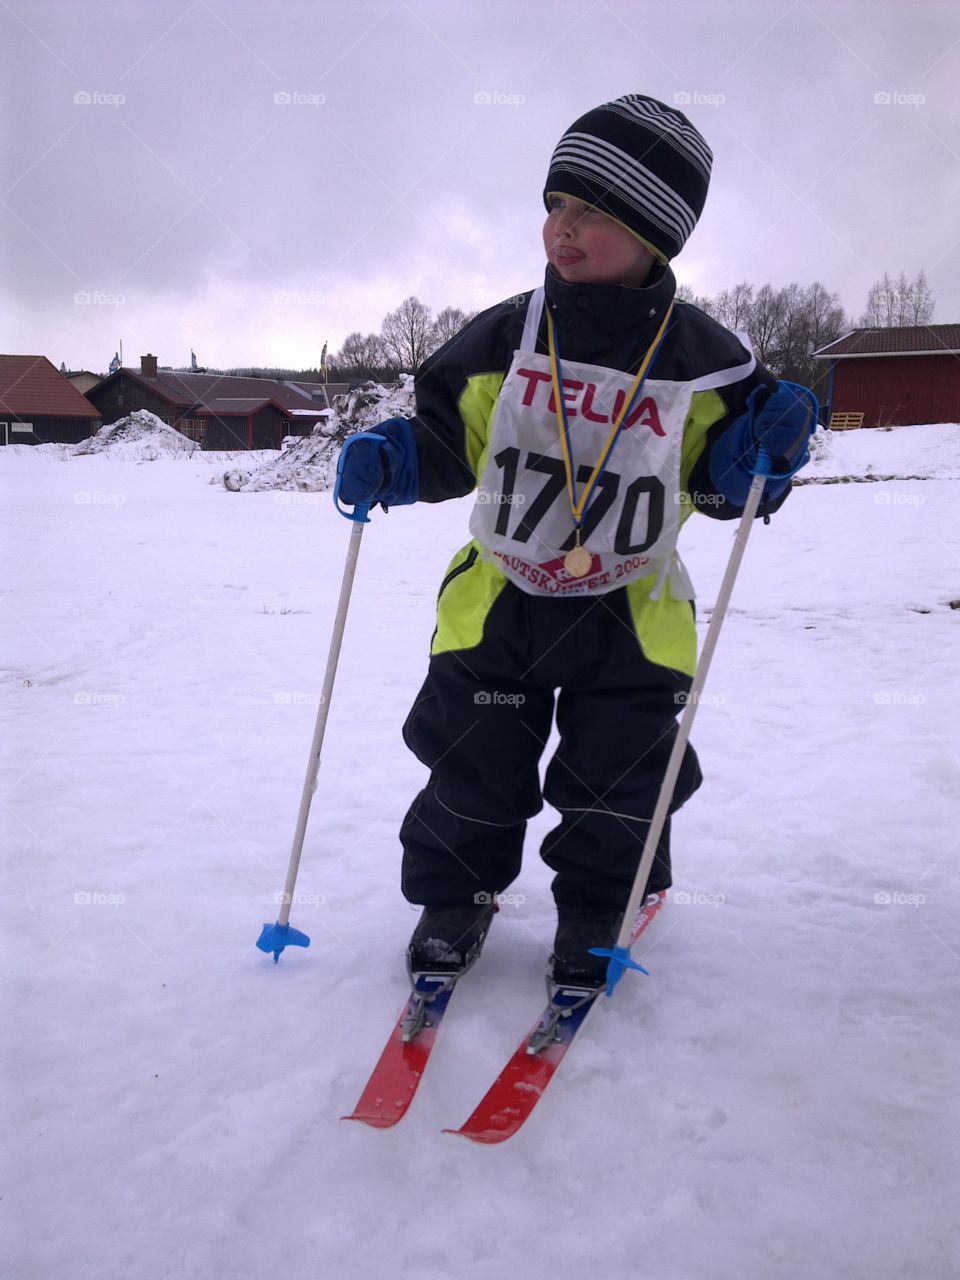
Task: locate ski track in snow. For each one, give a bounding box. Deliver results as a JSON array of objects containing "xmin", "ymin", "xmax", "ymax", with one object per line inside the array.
[{"xmin": 2, "ymin": 427, "xmax": 959, "ymax": 1280}]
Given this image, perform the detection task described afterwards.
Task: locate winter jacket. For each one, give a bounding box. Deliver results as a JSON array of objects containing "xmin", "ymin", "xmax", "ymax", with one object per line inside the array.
[{"xmin": 405, "ymin": 263, "xmax": 786, "ymax": 674}]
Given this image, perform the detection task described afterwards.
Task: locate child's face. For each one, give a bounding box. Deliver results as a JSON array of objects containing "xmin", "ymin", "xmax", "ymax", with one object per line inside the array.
[{"xmin": 543, "ymin": 194, "xmax": 656, "ymax": 287}]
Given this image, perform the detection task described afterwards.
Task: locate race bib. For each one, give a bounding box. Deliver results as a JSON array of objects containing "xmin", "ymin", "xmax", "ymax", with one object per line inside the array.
[{"xmin": 469, "ymin": 294, "xmax": 692, "ymax": 597}]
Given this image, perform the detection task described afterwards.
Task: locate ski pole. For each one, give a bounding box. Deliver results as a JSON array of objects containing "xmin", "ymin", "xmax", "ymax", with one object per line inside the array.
[
  {"xmin": 256, "ymin": 438, "xmax": 380, "ymax": 962},
  {"xmin": 591, "ymin": 444, "xmax": 782, "ymax": 994}
]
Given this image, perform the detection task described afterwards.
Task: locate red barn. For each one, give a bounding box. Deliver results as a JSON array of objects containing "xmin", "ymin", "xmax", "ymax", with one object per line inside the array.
[{"xmin": 813, "ymin": 325, "xmax": 960, "ymax": 429}]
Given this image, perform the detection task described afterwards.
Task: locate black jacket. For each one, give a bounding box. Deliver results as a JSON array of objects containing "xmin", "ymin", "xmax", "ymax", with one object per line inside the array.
[{"xmin": 409, "ymin": 263, "xmax": 786, "ymax": 522}]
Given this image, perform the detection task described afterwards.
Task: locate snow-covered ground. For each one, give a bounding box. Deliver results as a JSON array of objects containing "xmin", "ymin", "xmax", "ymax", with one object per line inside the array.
[
  {"xmin": 2, "ymin": 422, "xmax": 959, "ymax": 1280},
  {"xmin": 803, "ymin": 419, "xmax": 960, "ymax": 481}
]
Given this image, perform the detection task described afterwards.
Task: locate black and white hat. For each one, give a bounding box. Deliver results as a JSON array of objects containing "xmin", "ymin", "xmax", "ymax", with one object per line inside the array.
[{"xmin": 543, "ymin": 94, "xmax": 713, "ymax": 262}]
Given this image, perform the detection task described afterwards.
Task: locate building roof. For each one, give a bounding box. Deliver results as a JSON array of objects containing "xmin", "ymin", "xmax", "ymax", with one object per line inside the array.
[
  {"xmin": 197, "ymin": 397, "xmax": 290, "ymax": 416},
  {"xmin": 0, "ymin": 355, "xmax": 102, "ymax": 419},
  {"xmin": 89, "ymin": 367, "xmax": 350, "ymax": 415},
  {"xmin": 813, "ymin": 325, "xmax": 960, "ymax": 359}
]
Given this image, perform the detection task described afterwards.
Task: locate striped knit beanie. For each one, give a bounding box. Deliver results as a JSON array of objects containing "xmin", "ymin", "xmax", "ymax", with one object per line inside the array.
[{"xmin": 543, "ymin": 95, "xmax": 713, "ymax": 262}]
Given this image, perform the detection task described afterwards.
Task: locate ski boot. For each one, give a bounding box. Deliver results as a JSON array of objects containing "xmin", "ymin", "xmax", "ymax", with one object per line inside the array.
[
  {"xmin": 550, "ymin": 900, "xmax": 624, "ymax": 989},
  {"xmin": 407, "ymin": 898, "xmax": 497, "ymax": 975}
]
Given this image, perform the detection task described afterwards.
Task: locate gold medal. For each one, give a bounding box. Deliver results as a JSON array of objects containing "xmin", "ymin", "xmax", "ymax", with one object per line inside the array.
[{"xmin": 564, "ymin": 543, "xmax": 593, "ymax": 577}]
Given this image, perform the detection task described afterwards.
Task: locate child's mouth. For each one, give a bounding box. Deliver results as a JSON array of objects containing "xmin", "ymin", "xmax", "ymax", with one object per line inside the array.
[{"xmin": 555, "ymin": 249, "xmax": 585, "ymax": 265}]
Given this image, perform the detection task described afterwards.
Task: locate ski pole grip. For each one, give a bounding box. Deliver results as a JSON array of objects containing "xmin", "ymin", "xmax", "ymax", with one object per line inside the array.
[
  {"xmin": 753, "ymin": 444, "xmax": 774, "ymax": 478},
  {"xmin": 334, "ymin": 431, "xmax": 387, "ymax": 522}
]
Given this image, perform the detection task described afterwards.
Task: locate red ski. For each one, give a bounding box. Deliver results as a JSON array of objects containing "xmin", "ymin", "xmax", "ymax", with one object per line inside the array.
[
  {"xmin": 444, "ymin": 892, "xmax": 666, "ymax": 1145},
  {"xmin": 342, "ymin": 970, "xmax": 460, "ymax": 1129}
]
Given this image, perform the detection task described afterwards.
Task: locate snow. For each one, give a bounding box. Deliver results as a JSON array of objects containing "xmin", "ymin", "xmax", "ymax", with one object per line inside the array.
[
  {"xmin": 233, "ymin": 375, "xmax": 416, "ymax": 494},
  {"xmin": 3, "ymin": 421, "xmax": 960, "ymax": 1280},
  {"xmin": 804, "ymin": 420, "xmax": 960, "ymax": 481},
  {"xmin": 75, "ymin": 408, "xmax": 200, "ymax": 460}
]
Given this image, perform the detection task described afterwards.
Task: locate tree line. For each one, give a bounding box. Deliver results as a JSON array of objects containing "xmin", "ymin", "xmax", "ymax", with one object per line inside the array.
[
  {"xmin": 677, "ymin": 269, "xmax": 933, "ymax": 391},
  {"xmin": 328, "ymin": 270, "xmax": 935, "ymax": 393},
  {"xmin": 328, "ymin": 298, "xmax": 477, "ymax": 383},
  {"xmin": 217, "ymin": 269, "xmax": 935, "ymax": 389}
]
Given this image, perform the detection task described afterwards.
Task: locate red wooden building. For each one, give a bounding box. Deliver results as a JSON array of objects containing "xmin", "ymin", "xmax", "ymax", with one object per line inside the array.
[
  {"xmin": 0, "ymin": 354, "xmax": 102, "ymax": 445},
  {"xmin": 813, "ymin": 325, "xmax": 960, "ymax": 429},
  {"xmin": 86, "ymin": 355, "xmax": 349, "ymax": 450}
]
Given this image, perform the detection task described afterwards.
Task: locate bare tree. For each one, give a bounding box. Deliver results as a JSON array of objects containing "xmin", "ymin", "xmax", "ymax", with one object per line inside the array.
[
  {"xmin": 893, "ymin": 271, "xmax": 914, "ymax": 326},
  {"xmin": 746, "ymin": 284, "xmax": 787, "ymax": 365},
  {"xmin": 859, "ymin": 270, "xmax": 935, "ymax": 327},
  {"xmin": 765, "ymin": 282, "xmax": 803, "ymax": 376},
  {"xmin": 381, "ymin": 296, "xmax": 434, "ymax": 372},
  {"xmin": 860, "ymin": 273, "xmax": 890, "ymax": 327},
  {"xmin": 683, "ymin": 277, "xmax": 845, "ymax": 383},
  {"xmin": 765, "ymin": 282, "xmax": 844, "ymax": 385},
  {"xmin": 713, "ymin": 281, "xmax": 754, "ymax": 331},
  {"xmin": 429, "ymin": 306, "xmax": 474, "ymax": 352},
  {"xmin": 675, "ymin": 283, "xmax": 716, "ymax": 314},
  {"xmin": 909, "ymin": 268, "xmax": 935, "ymax": 324},
  {"xmin": 333, "ymin": 331, "xmax": 391, "ymax": 381},
  {"xmin": 805, "ymin": 281, "xmax": 847, "ymax": 354}
]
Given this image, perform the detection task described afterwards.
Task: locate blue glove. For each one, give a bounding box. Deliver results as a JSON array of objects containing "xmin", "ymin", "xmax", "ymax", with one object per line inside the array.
[
  {"xmin": 708, "ymin": 380, "xmax": 818, "ymax": 507},
  {"xmin": 335, "ymin": 417, "xmax": 419, "ymax": 509}
]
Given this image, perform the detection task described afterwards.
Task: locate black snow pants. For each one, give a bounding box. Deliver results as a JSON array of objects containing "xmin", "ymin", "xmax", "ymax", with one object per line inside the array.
[{"xmin": 399, "ymin": 580, "xmax": 703, "ymax": 912}]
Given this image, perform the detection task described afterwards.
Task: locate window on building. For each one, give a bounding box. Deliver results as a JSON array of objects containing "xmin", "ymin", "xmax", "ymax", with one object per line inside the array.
[{"xmin": 179, "ymin": 418, "xmax": 205, "ymax": 446}]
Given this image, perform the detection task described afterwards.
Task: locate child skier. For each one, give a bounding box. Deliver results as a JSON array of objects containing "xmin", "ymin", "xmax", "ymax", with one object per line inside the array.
[{"xmin": 337, "ymin": 94, "xmax": 815, "ymax": 988}]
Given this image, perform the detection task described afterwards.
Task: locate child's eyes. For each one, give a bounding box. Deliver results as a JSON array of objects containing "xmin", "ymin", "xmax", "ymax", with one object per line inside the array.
[{"xmin": 548, "ymin": 195, "xmax": 603, "ymax": 219}]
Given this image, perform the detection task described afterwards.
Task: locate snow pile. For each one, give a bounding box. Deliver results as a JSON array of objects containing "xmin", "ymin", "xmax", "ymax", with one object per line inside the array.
[
  {"xmin": 802, "ymin": 420, "xmax": 960, "ymax": 483},
  {"xmin": 230, "ymin": 423, "xmax": 338, "ymax": 493},
  {"xmin": 0, "ymin": 441, "xmax": 77, "ymax": 461},
  {"xmin": 332, "ymin": 373, "xmax": 416, "ymax": 433},
  {"xmin": 75, "ymin": 409, "xmax": 198, "ymax": 461},
  {"xmin": 233, "ymin": 377, "xmax": 416, "ymax": 493}
]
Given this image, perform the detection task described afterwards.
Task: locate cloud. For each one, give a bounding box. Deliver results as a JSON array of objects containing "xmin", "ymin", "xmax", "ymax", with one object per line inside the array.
[{"xmin": 2, "ymin": 0, "xmax": 958, "ymax": 371}]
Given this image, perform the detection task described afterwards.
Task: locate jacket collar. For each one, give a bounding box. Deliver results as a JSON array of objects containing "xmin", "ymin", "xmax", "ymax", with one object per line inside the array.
[{"xmin": 542, "ymin": 262, "xmax": 677, "ymax": 368}]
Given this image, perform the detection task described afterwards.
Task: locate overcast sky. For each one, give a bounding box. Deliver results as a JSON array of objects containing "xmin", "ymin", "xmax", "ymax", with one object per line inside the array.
[{"xmin": 3, "ymin": 0, "xmax": 958, "ymax": 374}]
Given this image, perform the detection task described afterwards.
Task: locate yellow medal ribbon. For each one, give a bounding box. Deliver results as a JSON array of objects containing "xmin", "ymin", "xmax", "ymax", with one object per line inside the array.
[{"xmin": 545, "ymin": 301, "xmax": 674, "ymax": 576}]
